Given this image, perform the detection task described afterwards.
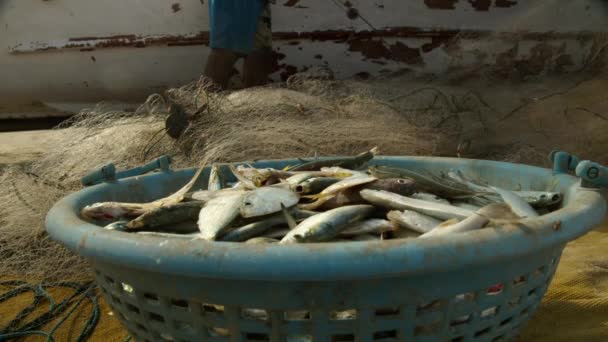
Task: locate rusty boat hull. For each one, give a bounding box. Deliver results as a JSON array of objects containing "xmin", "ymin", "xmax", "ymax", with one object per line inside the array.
[{"xmin": 0, "ymin": 0, "xmax": 606, "ymax": 118}]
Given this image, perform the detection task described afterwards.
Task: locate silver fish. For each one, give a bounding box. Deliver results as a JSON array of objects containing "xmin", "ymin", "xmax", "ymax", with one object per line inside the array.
[
  {"xmin": 411, "ymin": 192, "xmax": 451, "ymax": 205},
  {"xmin": 208, "ymin": 164, "xmax": 223, "ymax": 191},
  {"xmin": 241, "ymin": 187, "xmax": 300, "ymax": 218},
  {"xmin": 136, "ymin": 232, "xmax": 199, "ymax": 239},
  {"xmin": 387, "ymin": 210, "xmax": 441, "ymax": 234},
  {"xmin": 127, "ymin": 201, "xmax": 203, "ymax": 230},
  {"xmin": 245, "ymin": 237, "xmax": 280, "ymax": 244},
  {"xmin": 320, "ymin": 167, "xmax": 367, "ymax": 177},
  {"xmin": 490, "ymin": 186, "xmax": 538, "ymax": 218},
  {"xmin": 198, "ymin": 193, "xmax": 245, "ymax": 240},
  {"xmin": 104, "ymin": 220, "xmax": 129, "ymax": 231},
  {"xmin": 291, "ymin": 177, "xmax": 341, "ymax": 195},
  {"xmin": 340, "ymin": 219, "xmax": 395, "ymax": 236},
  {"xmin": 369, "ymin": 166, "xmax": 475, "ymax": 197},
  {"xmin": 451, "ymin": 201, "xmax": 483, "ymax": 211},
  {"xmin": 392, "ymin": 228, "xmax": 421, "ymax": 239},
  {"xmin": 299, "ymin": 175, "xmax": 377, "ymax": 210},
  {"xmin": 281, "ymin": 205, "xmax": 374, "ymax": 243},
  {"xmin": 222, "ymin": 209, "xmax": 316, "ymax": 242},
  {"xmin": 360, "ymin": 190, "xmax": 474, "ymax": 220},
  {"xmin": 229, "ymin": 164, "xmax": 258, "ymax": 190},
  {"xmin": 447, "ymin": 170, "xmax": 561, "ymax": 207},
  {"xmin": 422, "ymin": 213, "xmax": 488, "ymax": 237},
  {"xmin": 422, "ymin": 203, "xmax": 515, "ymax": 237},
  {"xmin": 286, "ymin": 172, "xmax": 317, "ymax": 186},
  {"xmin": 82, "ymin": 167, "xmax": 205, "ymax": 221},
  {"xmin": 222, "ymin": 216, "xmax": 286, "ymax": 242},
  {"xmin": 263, "ymin": 228, "xmax": 291, "ymax": 239},
  {"xmin": 288, "ymin": 147, "xmax": 378, "ymax": 172},
  {"xmin": 514, "ymin": 191, "xmax": 562, "ymax": 207},
  {"xmin": 188, "ymin": 189, "xmax": 247, "ymax": 202}
]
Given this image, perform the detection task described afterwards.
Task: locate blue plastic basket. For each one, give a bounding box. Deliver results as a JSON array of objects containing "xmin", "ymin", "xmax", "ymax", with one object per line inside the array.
[{"xmin": 45, "ymin": 156, "xmax": 607, "ymax": 342}]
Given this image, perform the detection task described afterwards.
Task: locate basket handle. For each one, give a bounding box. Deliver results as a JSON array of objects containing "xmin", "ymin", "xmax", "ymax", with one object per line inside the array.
[
  {"xmin": 549, "ymin": 150, "xmax": 580, "ymax": 175},
  {"xmin": 576, "ymin": 160, "xmax": 608, "ymax": 189},
  {"xmin": 81, "ymin": 155, "xmax": 172, "ymax": 186}
]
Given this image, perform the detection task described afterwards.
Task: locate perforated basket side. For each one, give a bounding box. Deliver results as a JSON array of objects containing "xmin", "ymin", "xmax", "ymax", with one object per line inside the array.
[{"xmin": 92, "ymin": 248, "xmax": 562, "ymax": 342}]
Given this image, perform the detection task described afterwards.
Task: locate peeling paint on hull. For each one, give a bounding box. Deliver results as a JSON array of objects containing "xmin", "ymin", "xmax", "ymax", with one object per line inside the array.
[{"xmin": 0, "ymin": 0, "xmax": 606, "ymax": 114}]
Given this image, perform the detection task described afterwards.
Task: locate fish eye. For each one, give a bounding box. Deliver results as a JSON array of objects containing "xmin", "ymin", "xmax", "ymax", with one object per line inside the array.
[
  {"xmin": 540, "ymin": 194, "xmax": 547, "ymax": 198},
  {"xmin": 551, "ymin": 195, "xmax": 560, "ymax": 202},
  {"xmin": 244, "ymin": 201, "xmax": 252, "ymax": 206}
]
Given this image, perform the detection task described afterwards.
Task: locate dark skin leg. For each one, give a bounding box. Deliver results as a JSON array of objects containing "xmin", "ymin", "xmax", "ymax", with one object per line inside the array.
[
  {"xmin": 242, "ymin": 48, "xmax": 273, "ymax": 88},
  {"xmin": 203, "ymin": 48, "xmax": 239, "ymax": 90}
]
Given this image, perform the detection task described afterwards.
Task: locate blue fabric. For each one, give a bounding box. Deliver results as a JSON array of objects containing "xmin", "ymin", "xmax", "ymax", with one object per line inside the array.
[{"xmin": 209, "ymin": 0, "xmax": 266, "ymax": 55}]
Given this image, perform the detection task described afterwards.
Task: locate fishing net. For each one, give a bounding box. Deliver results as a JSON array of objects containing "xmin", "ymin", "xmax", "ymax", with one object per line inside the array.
[{"xmin": 2, "ymin": 64, "xmax": 608, "ymax": 284}]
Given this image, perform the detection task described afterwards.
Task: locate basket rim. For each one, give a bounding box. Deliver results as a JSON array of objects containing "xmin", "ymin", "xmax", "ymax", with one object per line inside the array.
[{"xmin": 45, "ymin": 156, "xmax": 607, "ymax": 281}]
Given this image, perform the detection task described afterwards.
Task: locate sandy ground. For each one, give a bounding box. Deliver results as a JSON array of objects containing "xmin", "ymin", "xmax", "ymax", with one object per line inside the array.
[{"xmin": 0, "ymin": 130, "xmax": 62, "ymax": 165}]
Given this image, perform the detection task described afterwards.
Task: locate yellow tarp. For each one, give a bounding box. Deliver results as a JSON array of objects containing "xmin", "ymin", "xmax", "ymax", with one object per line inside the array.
[
  {"xmin": 519, "ymin": 220, "xmax": 608, "ymax": 341},
  {"xmin": 2, "ymin": 220, "xmax": 608, "ymax": 341}
]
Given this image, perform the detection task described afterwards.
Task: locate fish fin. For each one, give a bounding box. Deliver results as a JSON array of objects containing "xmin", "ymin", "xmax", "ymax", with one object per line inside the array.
[
  {"xmin": 281, "ymin": 204, "xmax": 298, "ymax": 230},
  {"xmin": 229, "ymin": 164, "xmax": 257, "ymax": 190},
  {"xmin": 301, "ymin": 192, "xmax": 337, "ymax": 200},
  {"xmin": 157, "ymin": 166, "xmax": 205, "ymax": 206},
  {"xmin": 297, "ymin": 195, "xmax": 334, "ymax": 210},
  {"xmin": 369, "ymin": 146, "xmax": 380, "ymax": 155}
]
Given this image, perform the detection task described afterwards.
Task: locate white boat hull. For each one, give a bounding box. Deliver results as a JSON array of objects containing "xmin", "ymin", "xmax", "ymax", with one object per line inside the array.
[{"xmin": 1, "ymin": 0, "xmax": 606, "ymax": 117}]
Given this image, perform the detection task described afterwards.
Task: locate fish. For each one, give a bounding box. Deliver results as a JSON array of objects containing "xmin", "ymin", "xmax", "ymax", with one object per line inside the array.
[
  {"xmin": 319, "ymin": 178, "xmax": 417, "ymax": 210},
  {"xmin": 513, "ymin": 191, "xmax": 562, "ymax": 208},
  {"xmin": 286, "ymin": 172, "xmax": 317, "ymax": 186},
  {"xmin": 263, "ymin": 228, "xmax": 291, "ymax": 239},
  {"xmin": 422, "ymin": 203, "xmax": 514, "ymax": 237},
  {"xmin": 360, "ymin": 190, "xmax": 475, "ymax": 220},
  {"xmin": 235, "ymin": 166, "xmax": 293, "ymax": 187},
  {"xmin": 299, "ymin": 175, "xmax": 377, "ymax": 210},
  {"xmin": 208, "ymin": 164, "xmax": 223, "ymax": 191},
  {"xmin": 222, "ymin": 209, "xmax": 316, "ymax": 242},
  {"xmin": 136, "ymin": 232, "xmax": 199, "ymax": 239},
  {"xmin": 392, "ymin": 228, "xmax": 421, "ymax": 239},
  {"xmin": 82, "ymin": 166, "xmax": 205, "ymax": 221},
  {"xmin": 292, "ymin": 177, "xmax": 341, "ymax": 195},
  {"xmin": 186, "ymin": 189, "xmax": 247, "ymax": 202},
  {"xmin": 281, "ymin": 205, "xmax": 375, "ymax": 243},
  {"xmin": 368, "ymin": 166, "xmax": 475, "ymax": 198},
  {"xmin": 490, "ymin": 186, "xmax": 539, "ymax": 218},
  {"xmin": 446, "ymin": 169, "xmax": 562, "ymax": 207},
  {"xmin": 82, "ymin": 202, "xmax": 147, "ymax": 221},
  {"xmin": 104, "ymin": 220, "xmax": 130, "ymax": 231},
  {"xmin": 410, "ymin": 192, "xmax": 450, "ymax": 205},
  {"xmin": 387, "ymin": 210, "xmax": 442, "ymax": 234},
  {"xmin": 451, "ymin": 201, "xmax": 483, "ymax": 211},
  {"xmin": 281, "ymin": 204, "xmax": 298, "ymax": 230},
  {"xmin": 245, "ymin": 237, "xmax": 280, "ymax": 244},
  {"xmin": 241, "ymin": 187, "xmax": 300, "ymax": 218},
  {"xmin": 340, "ymin": 219, "xmax": 396, "ymax": 236},
  {"xmin": 229, "ymin": 164, "xmax": 258, "ymax": 190},
  {"xmin": 198, "ymin": 192, "xmax": 245, "ymax": 240},
  {"xmin": 126, "ymin": 201, "xmax": 204, "ymax": 230},
  {"xmin": 288, "ymin": 147, "xmax": 378, "ymax": 171},
  {"xmin": 221, "ymin": 217, "xmax": 285, "ymax": 242},
  {"xmin": 320, "ymin": 167, "xmax": 368, "ymax": 177}
]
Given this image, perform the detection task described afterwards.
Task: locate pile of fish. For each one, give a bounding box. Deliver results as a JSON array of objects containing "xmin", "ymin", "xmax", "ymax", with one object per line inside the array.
[{"xmin": 81, "ymin": 148, "xmax": 563, "ymax": 244}]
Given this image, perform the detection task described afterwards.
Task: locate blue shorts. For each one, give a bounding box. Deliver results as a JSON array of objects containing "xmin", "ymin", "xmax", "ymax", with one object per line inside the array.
[{"xmin": 208, "ymin": 0, "xmax": 268, "ymax": 55}]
